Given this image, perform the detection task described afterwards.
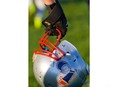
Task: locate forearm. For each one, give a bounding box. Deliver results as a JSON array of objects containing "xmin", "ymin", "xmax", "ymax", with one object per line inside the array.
[{"xmin": 43, "ymin": 0, "xmax": 56, "ymax": 5}]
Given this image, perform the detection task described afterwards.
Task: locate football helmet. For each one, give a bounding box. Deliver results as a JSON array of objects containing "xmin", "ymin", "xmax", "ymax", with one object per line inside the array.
[{"xmin": 33, "ymin": 29, "xmax": 89, "ymax": 87}]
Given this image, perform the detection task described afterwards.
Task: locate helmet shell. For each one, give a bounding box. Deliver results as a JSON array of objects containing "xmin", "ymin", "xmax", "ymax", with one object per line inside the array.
[{"xmin": 33, "ymin": 40, "xmax": 89, "ymax": 87}]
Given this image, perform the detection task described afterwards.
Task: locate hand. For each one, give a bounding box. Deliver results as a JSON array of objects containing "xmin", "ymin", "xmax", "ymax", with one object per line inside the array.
[
  {"xmin": 44, "ymin": 15, "xmax": 68, "ymax": 38},
  {"xmin": 42, "ymin": 1, "xmax": 68, "ymax": 39}
]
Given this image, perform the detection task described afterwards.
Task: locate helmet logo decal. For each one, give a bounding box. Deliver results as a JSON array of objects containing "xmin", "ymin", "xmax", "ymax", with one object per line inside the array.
[{"xmin": 57, "ymin": 61, "xmax": 76, "ymax": 86}]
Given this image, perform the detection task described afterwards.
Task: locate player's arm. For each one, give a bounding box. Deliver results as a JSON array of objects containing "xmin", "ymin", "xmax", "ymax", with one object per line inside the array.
[
  {"xmin": 43, "ymin": 0, "xmax": 55, "ymax": 5},
  {"xmin": 42, "ymin": 0, "xmax": 68, "ymax": 38}
]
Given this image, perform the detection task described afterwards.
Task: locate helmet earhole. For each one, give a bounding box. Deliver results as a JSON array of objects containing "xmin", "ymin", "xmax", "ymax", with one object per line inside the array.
[
  {"xmin": 67, "ymin": 51, "xmax": 70, "ymax": 53},
  {"xmin": 62, "ymin": 44, "xmax": 65, "ymax": 47},
  {"xmin": 73, "ymin": 59, "xmax": 76, "ymax": 62}
]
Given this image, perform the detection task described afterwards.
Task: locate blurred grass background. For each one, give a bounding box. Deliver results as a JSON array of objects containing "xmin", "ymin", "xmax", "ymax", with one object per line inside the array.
[{"xmin": 29, "ymin": 0, "xmax": 89, "ymax": 87}]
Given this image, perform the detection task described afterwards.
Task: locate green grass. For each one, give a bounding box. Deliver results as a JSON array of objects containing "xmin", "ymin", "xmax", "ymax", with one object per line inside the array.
[{"xmin": 29, "ymin": 0, "xmax": 89, "ymax": 87}]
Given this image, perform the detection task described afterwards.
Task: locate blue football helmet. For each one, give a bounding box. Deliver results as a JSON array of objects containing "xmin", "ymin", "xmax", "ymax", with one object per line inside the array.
[{"xmin": 33, "ymin": 29, "xmax": 89, "ymax": 87}]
